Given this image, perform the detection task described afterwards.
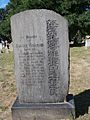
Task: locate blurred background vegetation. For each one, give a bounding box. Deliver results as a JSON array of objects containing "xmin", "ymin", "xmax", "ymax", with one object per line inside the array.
[{"xmin": 0, "ymin": 0, "xmax": 90, "ymax": 44}]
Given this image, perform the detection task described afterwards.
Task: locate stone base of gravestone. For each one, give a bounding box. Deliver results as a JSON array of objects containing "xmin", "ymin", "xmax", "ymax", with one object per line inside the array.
[{"xmin": 12, "ymin": 95, "xmax": 75, "ymax": 120}]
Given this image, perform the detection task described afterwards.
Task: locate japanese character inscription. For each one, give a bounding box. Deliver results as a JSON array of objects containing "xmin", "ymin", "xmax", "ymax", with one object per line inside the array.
[{"xmin": 46, "ymin": 20, "xmax": 60, "ymax": 96}]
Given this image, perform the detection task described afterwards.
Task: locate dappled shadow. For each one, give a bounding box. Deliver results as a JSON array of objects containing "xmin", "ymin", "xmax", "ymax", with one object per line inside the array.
[
  {"xmin": 70, "ymin": 42, "xmax": 85, "ymax": 47},
  {"xmin": 74, "ymin": 89, "xmax": 90, "ymax": 118},
  {"xmin": 69, "ymin": 43, "xmax": 85, "ymax": 47}
]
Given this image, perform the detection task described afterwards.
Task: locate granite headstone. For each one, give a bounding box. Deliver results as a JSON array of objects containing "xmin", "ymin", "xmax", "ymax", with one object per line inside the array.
[
  {"xmin": 11, "ymin": 9, "xmax": 75, "ymax": 120},
  {"xmin": 11, "ymin": 9, "xmax": 69, "ymax": 103}
]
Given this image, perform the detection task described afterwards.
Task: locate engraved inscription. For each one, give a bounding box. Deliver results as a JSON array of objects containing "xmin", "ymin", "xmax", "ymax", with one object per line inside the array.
[
  {"xmin": 16, "ymin": 36, "xmax": 45, "ymax": 86},
  {"xmin": 47, "ymin": 20, "xmax": 60, "ymax": 96}
]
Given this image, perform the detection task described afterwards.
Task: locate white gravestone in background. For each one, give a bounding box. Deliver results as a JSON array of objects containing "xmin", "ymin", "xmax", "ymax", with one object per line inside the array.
[
  {"xmin": 0, "ymin": 43, "xmax": 2, "ymax": 53},
  {"xmin": 85, "ymin": 39, "xmax": 90, "ymax": 47},
  {"xmin": 11, "ymin": 9, "xmax": 69, "ymax": 103}
]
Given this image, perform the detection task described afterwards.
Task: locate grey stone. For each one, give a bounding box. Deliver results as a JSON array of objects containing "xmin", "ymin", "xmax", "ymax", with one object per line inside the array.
[
  {"xmin": 85, "ymin": 39, "xmax": 90, "ymax": 47},
  {"xmin": 11, "ymin": 9, "xmax": 69, "ymax": 103},
  {"xmin": 12, "ymin": 96, "xmax": 75, "ymax": 120}
]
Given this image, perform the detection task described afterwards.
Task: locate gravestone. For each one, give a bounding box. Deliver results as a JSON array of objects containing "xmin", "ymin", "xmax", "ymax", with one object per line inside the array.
[
  {"xmin": 85, "ymin": 36, "xmax": 90, "ymax": 49},
  {"xmin": 11, "ymin": 9, "xmax": 75, "ymax": 120},
  {"xmin": 85, "ymin": 39, "xmax": 90, "ymax": 47},
  {"xmin": 0, "ymin": 43, "xmax": 2, "ymax": 53}
]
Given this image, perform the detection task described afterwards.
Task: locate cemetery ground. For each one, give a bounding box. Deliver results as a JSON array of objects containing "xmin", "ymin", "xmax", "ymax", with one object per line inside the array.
[{"xmin": 0, "ymin": 47, "xmax": 90, "ymax": 120}]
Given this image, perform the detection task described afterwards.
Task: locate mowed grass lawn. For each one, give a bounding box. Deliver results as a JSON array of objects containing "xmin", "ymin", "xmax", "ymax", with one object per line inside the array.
[
  {"xmin": 0, "ymin": 47, "xmax": 90, "ymax": 120},
  {"xmin": 70, "ymin": 47, "xmax": 90, "ymax": 120},
  {"xmin": 0, "ymin": 51, "xmax": 16, "ymax": 120}
]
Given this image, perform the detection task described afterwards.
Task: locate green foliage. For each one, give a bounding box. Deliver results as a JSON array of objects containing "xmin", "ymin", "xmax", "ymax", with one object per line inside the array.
[{"xmin": 0, "ymin": 0, "xmax": 90, "ymax": 43}]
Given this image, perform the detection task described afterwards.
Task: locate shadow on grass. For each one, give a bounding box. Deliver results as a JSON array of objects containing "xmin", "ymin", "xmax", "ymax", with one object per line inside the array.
[{"xmin": 74, "ymin": 89, "xmax": 90, "ymax": 118}]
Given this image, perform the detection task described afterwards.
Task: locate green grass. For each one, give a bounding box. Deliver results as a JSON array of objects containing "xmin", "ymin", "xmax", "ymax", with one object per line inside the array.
[
  {"xmin": 71, "ymin": 47, "xmax": 90, "ymax": 59},
  {"xmin": 0, "ymin": 52, "xmax": 14, "ymax": 81},
  {"xmin": 0, "ymin": 51, "xmax": 16, "ymax": 120}
]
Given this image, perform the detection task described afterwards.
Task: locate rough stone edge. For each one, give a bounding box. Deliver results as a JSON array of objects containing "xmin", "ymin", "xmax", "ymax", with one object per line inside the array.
[{"xmin": 10, "ymin": 9, "xmax": 68, "ymax": 25}]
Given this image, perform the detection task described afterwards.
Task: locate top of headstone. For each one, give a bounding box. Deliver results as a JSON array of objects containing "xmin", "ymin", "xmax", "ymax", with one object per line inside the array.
[
  {"xmin": 11, "ymin": 9, "xmax": 67, "ymax": 22},
  {"xmin": 11, "ymin": 9, "xmax": 69, "ymax": 103}
]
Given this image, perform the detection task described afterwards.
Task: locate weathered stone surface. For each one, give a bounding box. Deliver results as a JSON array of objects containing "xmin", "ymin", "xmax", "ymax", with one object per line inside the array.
[
  {"xmin": 11, "ymin": 9, "xmax": 69, "ymax": 103},
  {"xmin": 12, "ymin": 97, "xmax": 75, "ymax": 120}
]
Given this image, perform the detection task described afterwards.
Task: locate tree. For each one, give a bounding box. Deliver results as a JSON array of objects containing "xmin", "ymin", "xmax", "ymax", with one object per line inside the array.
[{"xmin": 0, "ymin": 0, "xmax": 90, "ymax": 43}]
